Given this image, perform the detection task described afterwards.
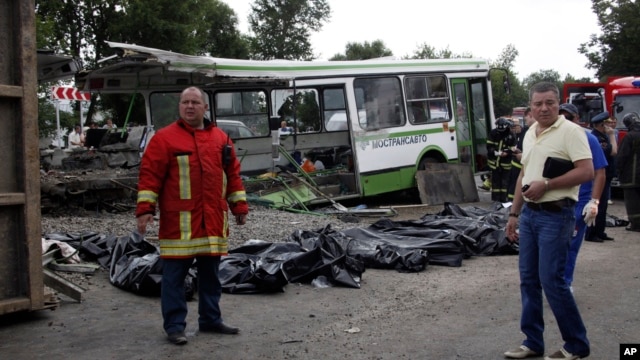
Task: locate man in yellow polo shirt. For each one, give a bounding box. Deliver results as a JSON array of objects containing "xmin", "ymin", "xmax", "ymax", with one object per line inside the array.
[{"xmin": 504, "ymin": 82, "xmax": 594, "ymax": 360}]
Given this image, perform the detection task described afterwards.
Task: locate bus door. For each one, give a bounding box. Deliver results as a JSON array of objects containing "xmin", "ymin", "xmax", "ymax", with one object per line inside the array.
[
  {"xmin": 451, "ymin": 78, "xmax": 490, "ymax": 173},
  {"xmin": 451, "ymin": 79, "xmax": 473, "ymax": 169},
  {"xmin": 468, "ymin": 79, "xmax": 490, "ymax": 173}
]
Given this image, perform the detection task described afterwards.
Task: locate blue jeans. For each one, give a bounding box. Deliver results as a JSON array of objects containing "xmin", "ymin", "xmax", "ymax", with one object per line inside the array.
[
  {"xmin": 565, "ymin": 199, "xmax": 588, "ymax": 287},
  {"xmin": 161, "ymin": 256, "xmax": 223, "ymax": 334},
  {"xmin": 518, "ymin": 205, "xmax": 590, "ymax": 357}
]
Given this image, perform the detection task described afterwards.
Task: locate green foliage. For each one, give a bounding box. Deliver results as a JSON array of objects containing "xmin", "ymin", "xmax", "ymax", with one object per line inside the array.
[
  {"xmin": 488, "ymin": 45, "xmax": 527, "ymax": 116},
  {"xmin": 491, "ymin": 70, "xmax": 528, "ymax": 117},
  {"xmin": 248, "ymin": 0, "xmax": 331, "ymax": 60},
  {"xmin": 199, "ymin": 4, "xmax": 251, "ymax": 59},
  {"xmin": 35, "ymin": 0, "xmax": 251, "ymax": 131},
  {"xmin": 580, "ymin": 0, "xmax": 640, "ymax": 78},
  {"xmin": 99, "ymin": 93, "xmax": 147, "ymax": 128},
  {"xmin": 493, "ymin": 44, "xmax": 518, "ymax": 70},
  {"xmin": 114, "ymin": 0, "xmax": 247, "ymax": 57},
  {"xmin": 406, "ymin": 43, "xmax": 473, "ymax": 59},
  {"xmin": 522, "ymin": 70, "xmax": 563, "ymax": 99},
  {"xmin": 38, "ymin": 86, "xmax": 80, "ymax": 143},
  {"xmin": 330, "ymin": 40, "xmax": 393, "ymax": 60},
  {"xmin": 277, "ymin": 91, "xmax": 320, "ymax": 131}
]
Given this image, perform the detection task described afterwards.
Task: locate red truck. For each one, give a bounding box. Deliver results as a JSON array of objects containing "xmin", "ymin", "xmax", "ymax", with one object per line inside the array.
[
  {"xmin": 563, "ymin": 77, "xmax": 640, "ymax": 191},
  {"xmin": 562, "ymin": 76, "xmax": 640, "ymax": 142}
]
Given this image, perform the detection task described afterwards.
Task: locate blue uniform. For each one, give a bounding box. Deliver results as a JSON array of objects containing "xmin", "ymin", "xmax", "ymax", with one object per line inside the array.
[{"xmin": 564, "ymin": 130, "xmax": 608, "ymax": 286}]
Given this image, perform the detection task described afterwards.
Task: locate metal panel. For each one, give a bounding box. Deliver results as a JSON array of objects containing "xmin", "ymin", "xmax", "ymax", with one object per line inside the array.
[{"xmin": 0, "ymin": 0, "xmax": 46, "ymax": 314}]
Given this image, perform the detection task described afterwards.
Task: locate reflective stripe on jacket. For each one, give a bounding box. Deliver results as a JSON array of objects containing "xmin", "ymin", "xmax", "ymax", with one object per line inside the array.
[{"xmin": 136, "ymin": 119, "xmax": 248, "ymax": 258}]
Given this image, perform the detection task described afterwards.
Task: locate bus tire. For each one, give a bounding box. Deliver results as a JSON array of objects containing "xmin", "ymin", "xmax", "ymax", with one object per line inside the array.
[{"xmin": 418, "ymin": 157, "xmax": 439, "ymax": 171}]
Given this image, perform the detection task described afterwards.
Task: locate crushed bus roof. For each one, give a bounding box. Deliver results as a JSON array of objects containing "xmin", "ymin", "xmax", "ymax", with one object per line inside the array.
[{"xmin": 75, "ymin": 41, "xmax": 491, "ymax": 92}]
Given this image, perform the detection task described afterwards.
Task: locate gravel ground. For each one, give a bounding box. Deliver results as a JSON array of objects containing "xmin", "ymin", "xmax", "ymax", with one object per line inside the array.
[
  {"xmin": 22, "ymin": 192, "xmax": 640, "ymax": 360},
  {"xmin": 40, "ymin": 203, "xmax": 396, "ymax": 249},
  {"xmin": 39, "ymin": 167, "xmax": 449, "ymax": 246}
]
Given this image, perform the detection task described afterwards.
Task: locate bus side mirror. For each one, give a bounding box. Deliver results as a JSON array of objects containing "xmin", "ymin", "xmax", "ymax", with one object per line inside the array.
[
  {"xmin": 613, "ymin": 102, "xmax": 624, "ymax": 114},
  {"xmin": 269, "ymin": 116, "xmax": 281, "ymax": 131}
]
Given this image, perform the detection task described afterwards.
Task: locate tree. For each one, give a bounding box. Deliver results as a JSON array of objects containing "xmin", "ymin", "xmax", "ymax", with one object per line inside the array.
[
  {"xmin": 489, "ymin": 45, "xmax": 528, "ymax": 116},
  {"xmin": 38, "ymin": 95, "xmax": 79, "ymax": 143},
  {"xmin": 199, "ymin": 4, "xmax": 251, "ymax": 59},
  {"xmin": 580, "ymin": 0, "xmax": 640, "ymax": 78},
  {"xmin": 522, "ymin": 70, "xmax": 563, "ymax": 96},
  {"xmin": 330, "ymin": 40, "xmax": 392, "ymax": 60},
  {"xmin": 35, "ymin": 0, "xmax": 250, "ymax": 128},
  {"xmin": 248, "ymin": 0, "xmax": 331, "ymax": 60},
  {"xmin": 406, "ymin": 43, "xmax": 472, "ymax": 60},
  {"xmin": 114, "ymin": 0, "xmax": 248, "ymax": 58}
]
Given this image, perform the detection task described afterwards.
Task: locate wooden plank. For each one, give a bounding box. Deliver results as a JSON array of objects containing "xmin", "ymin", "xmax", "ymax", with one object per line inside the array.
[
  {"xmin": 0, "ymin": 193, "xmax": 26, "ymax": 205},
  {"xmin": 0, "ymin": 297, "xmax": 31, "ymax": 315},
  {"xmin": 42, "ymin": 269, "xmax": 85, "ymax": 303},
  {"xmin": 0, "ymin": 84, "xmax": 23, "ymax": 98},
  {"xmin": 19, "ymin": 0, "xmax": 47, "ymax": 312}
]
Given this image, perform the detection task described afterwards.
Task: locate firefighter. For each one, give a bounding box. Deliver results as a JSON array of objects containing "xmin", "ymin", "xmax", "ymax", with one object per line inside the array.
[
  {"xmin": 616, "ymin": 112, "xmax": 640, "ymax": 232},
  {"xmin": 487, "ymin": 117, "xmax": 516, "ymax": 202},
  {"xmin": 507, "ymin": 117, "xmax": 525, "ymax": 200}
]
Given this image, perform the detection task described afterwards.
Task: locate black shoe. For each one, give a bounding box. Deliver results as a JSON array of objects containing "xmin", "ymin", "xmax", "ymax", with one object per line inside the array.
[
  {"xmin": 200, "ymin": 323, "xmax": 239, "ymax": 335},
  {"xmin": 167, "ymin": 331, "xmax": 187, "ymax": 345},
  {"xmin": 598, "ymin": 233, "xmax": 614, "ymax": 241},
  {"xmin": 585, "ymin": 236, "xmax": 604, "ymax": 243}
]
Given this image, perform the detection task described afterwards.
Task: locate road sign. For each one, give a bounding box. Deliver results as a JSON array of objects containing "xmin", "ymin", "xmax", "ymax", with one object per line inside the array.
[{"xmin": 51, "ymin": 86, "xmax": 90, "ymax": 101}]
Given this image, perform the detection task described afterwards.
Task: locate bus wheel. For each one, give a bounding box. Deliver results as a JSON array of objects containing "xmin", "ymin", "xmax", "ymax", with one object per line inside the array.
[{"xmin": 418, "ymin": 157, "xmax": 438, "ymax": 171}]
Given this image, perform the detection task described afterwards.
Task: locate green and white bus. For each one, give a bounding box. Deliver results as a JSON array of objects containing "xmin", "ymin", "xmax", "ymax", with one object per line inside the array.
[{"xmin": 78, "ymin": 41, "xmax": 500, "ymax": 206}]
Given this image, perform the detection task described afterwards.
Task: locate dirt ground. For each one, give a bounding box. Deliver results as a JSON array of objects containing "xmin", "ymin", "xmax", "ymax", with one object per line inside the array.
[{"xmin": 1, "ymin": 194, "xmax": 639, "ymax": 360}]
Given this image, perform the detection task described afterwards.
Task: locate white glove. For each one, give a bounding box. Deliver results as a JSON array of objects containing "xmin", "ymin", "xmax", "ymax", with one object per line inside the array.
[{"xmin": 582, "ymin": 199, "xmax": 599, "ymax": 227}]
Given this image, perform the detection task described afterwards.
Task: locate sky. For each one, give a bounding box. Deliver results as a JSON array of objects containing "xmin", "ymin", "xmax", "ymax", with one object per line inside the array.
[{"xmin": 224, "ymin": 0, "xmax": 602, "ymax": 81}]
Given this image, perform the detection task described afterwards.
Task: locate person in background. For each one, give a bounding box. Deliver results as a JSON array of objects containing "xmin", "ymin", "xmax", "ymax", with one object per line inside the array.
[
  {"xmin": 558, "ymin": 103, "xmax": 607, "ymax": 293},
  {"xmin": 585, "ymin": 111, "xmax": 618, "ymax": 242},
  {"xmin": 507, "ymin": 118, "xmax": 525, "ymax": 201},
  {"xmin": 604, "ymin": 117, "xmax": 619, "ymax": 205},
  {"xmin": 616, "ymin": 112, "xmax": 640, "ymax": 232},
  {"xmin": 68, "ymin": 125, "xmax": 84, "ymax": 149},
  {"xmin": 279, "ymin": 120, "xmax": 293, "ymax": 135},
  {"xmin": 523, "ymin": 107, "xmax": 536, "ymax": 129},
  {"xmin": 136, "ymin": 86, "xmax": 248, "ymax": 345},
  {"xmin": 505, "ymin": 107, "xmax": 536, "ymax": 197},
  {"xmin": 103, "ymin": 118, "xmax": 117, "ymax": 130},
  {"xmin": 504, "ymin": 82, "xmax": 592, "ymax": 360},
  {"xmin": 487, "ymin": 117, "xmax": 516, "ymax": 202}
]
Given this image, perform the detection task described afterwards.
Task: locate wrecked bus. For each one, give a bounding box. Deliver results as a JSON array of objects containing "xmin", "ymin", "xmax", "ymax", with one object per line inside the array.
[{"xmin": 76, "ymin": 41, "xmax": 500, "ymax": 209}]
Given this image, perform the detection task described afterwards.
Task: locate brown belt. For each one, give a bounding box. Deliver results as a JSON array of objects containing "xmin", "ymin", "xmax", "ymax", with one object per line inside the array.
[{"xmin": 526, "ymin": 198, "xmax": 576, "ymax": 212}]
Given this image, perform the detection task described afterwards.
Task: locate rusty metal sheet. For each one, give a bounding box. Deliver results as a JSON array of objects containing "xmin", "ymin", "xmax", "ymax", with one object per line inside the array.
[{"xmin": 415, "ymin": 163, "xmax": 479, "ymax": 206}]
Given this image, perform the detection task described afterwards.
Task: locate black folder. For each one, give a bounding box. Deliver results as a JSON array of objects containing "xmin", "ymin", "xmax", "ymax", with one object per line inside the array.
[{"xmin": 542, "ymin": 157, "xmax": 574, "ymax": 178}]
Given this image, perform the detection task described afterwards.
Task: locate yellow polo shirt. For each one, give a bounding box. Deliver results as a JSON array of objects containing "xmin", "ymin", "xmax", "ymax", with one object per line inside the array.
[{"xmin": 521, "ymin": 116, "xmax": 592, "ymax": 202}]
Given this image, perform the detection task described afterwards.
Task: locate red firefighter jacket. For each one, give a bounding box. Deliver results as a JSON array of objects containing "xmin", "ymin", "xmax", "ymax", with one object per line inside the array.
[{"xmin": 135, "ymin": 119, "xmax": 248, "ymax": 258}]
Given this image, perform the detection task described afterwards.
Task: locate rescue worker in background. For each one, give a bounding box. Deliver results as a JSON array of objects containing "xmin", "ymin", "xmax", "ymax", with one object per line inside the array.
[
  {"xmin": 507, "ymin": 117, "xmax": 525, "ymax": 200},
  {"xmin": 506, "ymin": 108, "xmax": 536, "ymax": 198},
  {"xmin": 487, "ymin": 117, "xmax": 516, "ymax": 202},
  {"xmin": 136, "ymin": 86, "xmax": 248, "ymax": 345},
  {"xmin": 585, "ymin": 111, "xmax": 618, "ymax": 242},
  {"xmin": 616, "ymin": 112, "xmax": 640, "ymax": 232},
  {"xmin": 558, "ymin": 103, "xmax": 607, "ymax": 294}
]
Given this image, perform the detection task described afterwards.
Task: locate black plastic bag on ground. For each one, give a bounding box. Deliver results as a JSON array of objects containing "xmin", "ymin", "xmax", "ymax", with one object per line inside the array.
[
  {"xmin": 220, "ymin": 241, "xmax": 297, "ymax": 294},
  {"xmin": 109, "ymin": 231, "xmax": 163, "ymax": 296},
  {"xmin": 286, "ymin": 229, "xmax": 364, "ymax": 288}
]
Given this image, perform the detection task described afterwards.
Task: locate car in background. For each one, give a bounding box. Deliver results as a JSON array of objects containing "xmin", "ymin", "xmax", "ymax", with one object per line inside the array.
[{"xmin": 216, "ymin": 119, "xmax": 256, "ymax": 138}]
